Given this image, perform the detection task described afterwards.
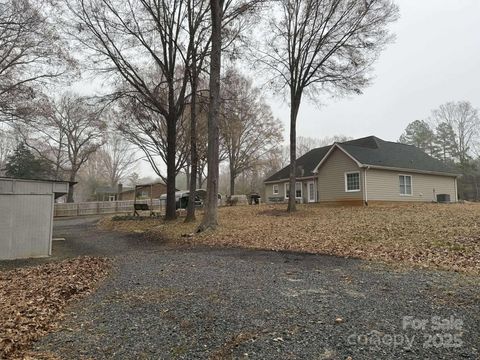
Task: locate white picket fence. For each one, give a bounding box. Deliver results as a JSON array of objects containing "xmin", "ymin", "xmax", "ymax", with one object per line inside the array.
[{"xmin": 54, "ymin": 199, "xmax": 163, "ymax": 217}]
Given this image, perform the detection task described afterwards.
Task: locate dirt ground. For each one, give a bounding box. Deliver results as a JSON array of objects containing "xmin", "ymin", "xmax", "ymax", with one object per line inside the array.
[
  {"xmin": 101, "ymin": 202, "xmax": 480, "ymax": 274},
  {"xmin": 1, "ymin": 210, "xmax": 479, "ymax": 359},
  {"xmin": 27, "ymin": 217, "xmax": 480, "ymax": 359}
]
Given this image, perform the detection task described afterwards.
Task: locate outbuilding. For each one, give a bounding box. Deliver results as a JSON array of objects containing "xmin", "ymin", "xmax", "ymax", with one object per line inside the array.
[{"xmin": 0, "ymin": 177, "xmax": 70, "ymax": 260}]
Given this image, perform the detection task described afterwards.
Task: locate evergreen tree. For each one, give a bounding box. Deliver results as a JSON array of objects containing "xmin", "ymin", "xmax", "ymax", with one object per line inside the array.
[
  {"xmin": 434, "ymin": 122, "xmax": 458, "ymax": 163},
  {"xmin": 399, "ymin": 120, "xmax": 438, "ymax": 156},
  {"xmin": 5, "ymin": 143, "xmax": 54, "ymax": 180}
]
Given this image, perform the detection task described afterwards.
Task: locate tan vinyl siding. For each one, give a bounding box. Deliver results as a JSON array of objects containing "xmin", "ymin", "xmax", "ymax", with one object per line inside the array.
[
  {"xmin": 366, "ymin": 169, "xmax": 457, "ymax": 202},
  {"xmin": 265, "ymin": 182, "xmax": 286, "ymax": 200},
  {"xmin": 317, "ymin": 148, "xmax": 363, "ymax": 202},
  {"xmin": 265, "ymin": 179, "xmax": 314, "ymax": 203}
]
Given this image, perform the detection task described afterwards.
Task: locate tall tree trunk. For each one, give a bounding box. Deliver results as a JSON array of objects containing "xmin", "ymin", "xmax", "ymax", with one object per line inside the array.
[
  {"xmin": 197, "ymin": 0, "xmax": 222, "ymax": 232},
  {"xmin": 185, "ymin": 158, "xmax": 190, "ymax": 190},
  {"xmin": 67, "ymin": 172, "xmax": 76, "ymax": 203},
  {"xmin": 287, "ymin": 92, "xmax": 301, "ymax": 212},
  {"xmin": 198, "ymin": 166, "xmax": 203, "ymax": 189},
  {"xmin": 165, "ymin": 114, "xmax": 177, "ymax": 220},
  {"xmin": 185, "ymin": 70, "xmax": 198, "ymax": 223},
  {"xmin": 229, "ymin": 162, "xmax": 235, "ymax": 196}
]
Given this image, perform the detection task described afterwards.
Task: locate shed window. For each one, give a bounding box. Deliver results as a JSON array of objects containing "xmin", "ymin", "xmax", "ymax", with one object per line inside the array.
[
  {"xmin": 399, "ymin": 175, "xmax": 412, "ymax": 195},
  {"xmin": 345, "ymin": 172, "xmax": 360, "ymax": 192},
  {"xmin": 273, "ymin": 184, "xmax": 279, "ymax": 195}
]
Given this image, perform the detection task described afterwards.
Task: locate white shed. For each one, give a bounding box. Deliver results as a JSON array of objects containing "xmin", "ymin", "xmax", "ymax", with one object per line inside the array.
[{"xmin": 0, "ymin": 177, "xmax": 70, "ymax": 260}]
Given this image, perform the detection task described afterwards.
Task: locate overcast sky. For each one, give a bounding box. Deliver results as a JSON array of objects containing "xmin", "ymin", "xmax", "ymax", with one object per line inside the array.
[
  {"xmin": 268, "ymin": 0, "xmax": 480, "ymax": 143},
  {"xmin": 128, "ymin": 0, "xmax": 480, "ymax": 178}
]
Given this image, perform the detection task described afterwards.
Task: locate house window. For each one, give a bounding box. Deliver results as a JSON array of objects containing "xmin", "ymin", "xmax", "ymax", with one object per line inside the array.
[
  {"xmin": 345, "ymin": 172, "xmax": 360, "ymax": 192},
  {"xmin": 295, "ymin": 182, "xmax": 302, "ymax": 198},
  {"xmin": 399, "ymin": 175, "xmax": 412, "ymax": 195},
  {"xmin": 273, "ymin": 184, "xmax": 279, "ymax": 195},
  {"xmin": 285, "ymin": 182, "xmax": 302, "ymax": 199}
]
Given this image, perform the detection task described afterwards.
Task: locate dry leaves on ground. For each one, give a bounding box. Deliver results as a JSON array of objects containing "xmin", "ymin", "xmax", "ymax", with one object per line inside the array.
[
  {"xmin": 102, "ymin": 203, "xmax": 480, "ymax": 274},
  {"xmin": 0, "ymin": 257, "xmax": 111, "ymax": 359}
]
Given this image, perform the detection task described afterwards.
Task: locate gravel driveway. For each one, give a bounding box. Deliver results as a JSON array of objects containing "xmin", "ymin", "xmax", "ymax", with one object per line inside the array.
[{"xmin": 27, "ymin": 217, "xmax": 480, "ymax": 359}]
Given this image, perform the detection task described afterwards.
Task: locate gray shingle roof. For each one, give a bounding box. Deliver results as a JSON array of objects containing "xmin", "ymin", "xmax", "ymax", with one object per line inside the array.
[
  {"xmin": 265, "ymin": 136, "xmax": 458, "ymax": 183},
  {"xmin": 265, "ymin": 145, "xmax": 331, "ymax": 182},
  {"xmin": 340, "ymin": 136, "xmax": 458, "ymax": 174}
]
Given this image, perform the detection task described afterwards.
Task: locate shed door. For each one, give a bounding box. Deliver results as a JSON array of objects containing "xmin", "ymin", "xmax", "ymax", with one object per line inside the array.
[{"xmin": 0, "ymin": 194, "xmax": 53, "ymax": 260}]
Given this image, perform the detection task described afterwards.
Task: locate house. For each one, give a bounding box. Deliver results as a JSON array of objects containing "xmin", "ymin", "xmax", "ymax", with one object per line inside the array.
[
  {"xmin": 0, "ymin": 177, "xmax": 70, "ymax": 260},
  {"xmin": 120, "ymin": 182, "xmax": 168, "ymax": 200},
  {"xmin": 265, "ymin": 136, "xmax": 459, "ymax": 205},
  {"xmin": 93, "ymin": 184, "xmax": 132, "ymax": 201}
]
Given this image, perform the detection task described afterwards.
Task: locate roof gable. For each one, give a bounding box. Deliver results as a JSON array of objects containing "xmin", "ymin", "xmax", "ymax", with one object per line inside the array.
[{"xmin": 265, "ymin": 136, "xmax": 458, "ymax": 183}]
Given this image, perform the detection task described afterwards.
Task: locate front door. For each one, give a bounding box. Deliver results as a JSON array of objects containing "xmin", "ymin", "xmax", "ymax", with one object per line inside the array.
[{"xmin": 307, "ymin": 181, "xmax": 316, "ymax": 202}]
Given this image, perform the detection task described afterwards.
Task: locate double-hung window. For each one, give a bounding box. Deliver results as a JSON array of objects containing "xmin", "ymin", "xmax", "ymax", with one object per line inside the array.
[
  {"xmin": 295, "ymin": 182, "xmax": 302, "ymax": 198},
  {"xmin": 399, "ymin": 175, "xmax": 412, "ymax": 195},
  {"xmin": 285, "ymin": 182, "xmax": 302, "ymax": 199},
  {"xmin": 345, "ymin": 172, "xmax": 360, "ymax": 192},
  {"xmin": 273, "ymin": 184, "xmax": 279, "ymax": 195}
]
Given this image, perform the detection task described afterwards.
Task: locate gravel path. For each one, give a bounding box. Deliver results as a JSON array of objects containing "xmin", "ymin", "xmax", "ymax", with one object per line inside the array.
[{"xmin": 19, "ymin": 217, "xmax": 480, "ymax": 359}]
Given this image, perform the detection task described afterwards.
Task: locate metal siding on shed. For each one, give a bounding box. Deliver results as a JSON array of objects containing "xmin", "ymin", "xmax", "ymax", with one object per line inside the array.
[
  {"xmin": 0, "ymin": 179, "xmax": 14, "ymax": 193},
  {"xmin": 12, "ymin": 180, "xmax": 52, "ymax": 194},
  {"xmin": 0, "ymin": 194, "xmax": 53, "ymax": 259}
]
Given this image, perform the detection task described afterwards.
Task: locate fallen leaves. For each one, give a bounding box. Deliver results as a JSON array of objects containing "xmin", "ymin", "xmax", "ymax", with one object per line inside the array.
[
  {"xmin": 0, "ymin": 257, "xmax": 111, "ymax": 359},
  {"xmin": 102, "ymin": 203, "xmax": 480, "ymax": 274}
]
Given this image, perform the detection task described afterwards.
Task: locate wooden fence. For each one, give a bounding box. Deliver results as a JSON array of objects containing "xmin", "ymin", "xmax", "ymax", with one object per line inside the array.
[{"xmin": 54, "ymin": 199, "xmax": 163, "ymax": 217}]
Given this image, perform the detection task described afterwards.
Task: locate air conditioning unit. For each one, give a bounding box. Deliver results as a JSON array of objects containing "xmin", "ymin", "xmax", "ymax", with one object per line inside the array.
[{"xmin": 436, "ymin": 194, "xmax": 451, "ymax": 203}]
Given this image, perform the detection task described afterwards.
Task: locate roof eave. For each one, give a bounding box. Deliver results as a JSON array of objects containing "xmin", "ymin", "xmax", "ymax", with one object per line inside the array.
[
  {"xmin": 264, "ymin": 175, "xmax": 316, "ymax": 184},
  {"xmin": 361, "ymin": 164, "xmax": 461, "ymax": 177},
  {"xmin": 312, "ymin": 143, "xmax": 362, "ymax": 173}
]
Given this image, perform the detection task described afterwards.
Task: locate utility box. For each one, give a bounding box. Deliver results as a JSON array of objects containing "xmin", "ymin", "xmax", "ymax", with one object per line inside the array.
[
  {"xmin": 0, "ymin": 177, "xmax": 70, "ymax": 260},
  {"xmin": 436, "ymin": 194, "xmax": 451, "ymax": 203}
]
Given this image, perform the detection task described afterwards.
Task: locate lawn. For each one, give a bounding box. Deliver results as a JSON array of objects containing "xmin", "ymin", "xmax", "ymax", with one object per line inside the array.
[{"xmin": 101, "ymin": 203, "xmax": 480, "ymax": 274}]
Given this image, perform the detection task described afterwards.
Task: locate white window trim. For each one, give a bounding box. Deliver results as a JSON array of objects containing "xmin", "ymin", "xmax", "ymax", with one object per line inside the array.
[
  {"xmin": 307, "ymin": 181, "xmax": 316, "ymax": 202},
  {"xmin": 285, "ymin": 182, "xmax": 303, "ymax": 199},
  {"xmin": 272, "ymin": 184, "xmax": 279, "ymax": 195},
  {"xmin": 399, "ymin": 174, "xmax": 413, "ymax": 196},
  {"xmin": 284, "ymin": 182, "xmax": 289, "ymax": 199},
  {"xmin": 344, "ymin": 171, "xmax": 361, "ymax": 192},
  {"xmin": 295, "ymin": 182, "xmax": 302, "ymax": 199}
]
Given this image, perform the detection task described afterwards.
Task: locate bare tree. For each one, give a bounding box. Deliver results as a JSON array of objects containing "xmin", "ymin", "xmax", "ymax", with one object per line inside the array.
[
  {"xmin": 21, "ymin": 94, "xmax": 106, "ymax": 202},
  {"xmin": 220, "ymin": 69, "xmax": 283, "ymax": 195},
  {"xmin": 258, "ymin": 0, "xmax": 398, "ymax": 211},
  {"xmin": 431, "ymin": 101, "xmax": 480, "ymax": 167},
  {"xmin": 0, "ymin": 125, "xmax": 18, "ymax": 175},
  {"xmin": 197, "ymin": 0, "xmax": 263, "ymax": 232},
  {"xmin": 116, "ymin": 98, "xmax": 189, "ymax": 182},
  {"xmin": 64, "ymin": 0, "xmax": 196, "ymax": 219},
  {"xmin": 296, "ymin": 135, "xmax": 352, "ymax": 158},
  {"xmin": 0, "ymin": 0, "xmax": 73, "ymax": 122},
  {"xmin": 100, "ymin": 131, "xmax": 138, "ymax": 187}
]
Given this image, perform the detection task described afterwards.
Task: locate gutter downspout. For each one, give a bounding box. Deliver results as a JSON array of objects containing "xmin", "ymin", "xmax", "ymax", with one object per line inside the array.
[
  {"xmin": 364, "ymin": 166, "xmax": 369, "ymax": 206},
  {"xmin": 454, "ymin": 176, "xmax": 458, "ymax": 202}
]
